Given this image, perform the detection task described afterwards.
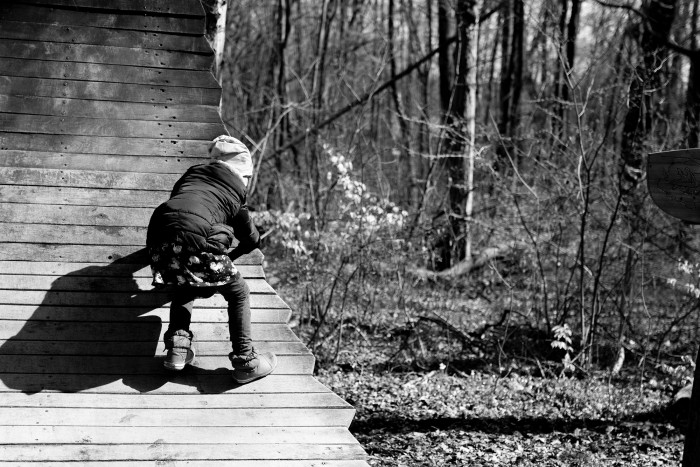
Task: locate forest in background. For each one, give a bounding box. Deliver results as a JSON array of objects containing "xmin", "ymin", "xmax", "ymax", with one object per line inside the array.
[{"xmin": 201, "ymin": 0, "xmax": 700, "ymax": 384}]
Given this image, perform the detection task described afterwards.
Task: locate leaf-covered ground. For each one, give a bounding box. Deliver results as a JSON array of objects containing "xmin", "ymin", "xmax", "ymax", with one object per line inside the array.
[{"xmin": 317, "ymin": 369, "xmax": 684, "ymax": 466}]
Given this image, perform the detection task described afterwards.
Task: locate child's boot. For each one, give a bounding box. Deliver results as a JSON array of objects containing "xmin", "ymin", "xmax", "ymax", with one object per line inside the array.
[
  {"xmin": 163, "ymin": 330, "xmax": 195, "ymax": 370},
  {"xmin": 229, "ymin": 348, "xmax": 277, "ymax": 384}
]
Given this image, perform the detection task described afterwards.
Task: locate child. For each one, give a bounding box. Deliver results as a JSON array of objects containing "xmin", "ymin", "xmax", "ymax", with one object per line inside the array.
[{"xmin": 146, "ymin": 135, "xmax": 277, "ymax": 384}]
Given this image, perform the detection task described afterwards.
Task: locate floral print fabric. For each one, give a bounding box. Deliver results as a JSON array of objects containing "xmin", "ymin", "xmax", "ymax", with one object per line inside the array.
[{"xmin": 149, "ymin": 242, "xmax": 238, "ymax": 287}]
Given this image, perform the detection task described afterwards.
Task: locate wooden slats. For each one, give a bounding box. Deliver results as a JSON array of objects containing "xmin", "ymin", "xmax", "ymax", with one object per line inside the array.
[
  {"xmin": 0, "ymin": 116, "xmax": 221, "ymax": 141},
  {"xmin": 0, "ymin": 58, "xmax": 220, "ymax": 87},
  {"xmin": 0, "ymin": 77, "xmax": 220, "ymax": 105},
  {"xmin": 0, "ymin": 462, "xmax": 370, "ymax": 467},
  {"xmin": 0, "ymin": 3, "xmax": 368, "ymax": 465},
  {"xmin": 0, "ymin": 5, "xmax": 204, "ymax": 35},
  {"xmin": 0, "ymin": 340, "xmax": 306, "ymax": 356},
  {"xmin": 0, "ymin": 443, "xmax": 366, "ymax": 462},
  {"xmin": 0, "ymin": 97, "xmax": 221, "ymax": 121},
  {"xmin": 0, "ymin": 185, "xmax": 165, "ymax": 207},
  {"xmin": 0, "ymin": 354, "xmax": 315, "ymax": 374},
  {"xmin": 0, "ymin": 373, "xmax": 334, "ymax": 394},
  {"xmin": 0, "ymin": 275, "xmax": 276, "ymax": 294},
  {"xmin": 0, "ymin": 39, "xmax": 212, "ymax": 69},
  {"xmin": 0, "ymin": 244, "xmax": 268, "ymax": 263},
  {"xmin": 0, "ymin": 354, "xmax": 315, "ymax": 375},
  {"xmin": 0, "ymin": 204, "xmax": 152, "ymax": 226},
  {"xmin": 0, "ymin": 425, "xmax": 358, "ymax": 445},
  {"xmin": 0, "ymin": 393, "xmax": 348, "ymax": 409},
  {"xmin": 0, "ymin": 151, "xmax": 200, "ymax": 174},
  {"xmin": 0, "ymin": 167, "xmax": 177, "ymax": 189},
  {"xmin": 14, "ymin": 0, "xmax": 206, "ymax": 16},
  {"xmin": 0, "ymin": 261, "xmax": 265, "ymax": 278},
  {"xmin": 0, "ymin": 21, "xmax": 212, "ymax": 52},
  {"xmin": 0, "ymin": 307, "xmax": 290, "ymax": 323},
  {"xmin": 0, "ymin": 290, "xmax": 288, "ymax": 308},
  {"xmin": 0, "ymin": 321, "xmax": 297, "ymax": 340}
]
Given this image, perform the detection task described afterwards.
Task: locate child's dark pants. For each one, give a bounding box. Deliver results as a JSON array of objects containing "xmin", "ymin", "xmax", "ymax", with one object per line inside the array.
[{"xmin": 166, "ymin": 272, "xmax": 252, "ymax": 355}]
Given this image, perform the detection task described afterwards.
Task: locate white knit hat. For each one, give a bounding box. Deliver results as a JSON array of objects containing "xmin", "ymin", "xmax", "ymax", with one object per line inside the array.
[{"xmin": 208, "ymin": 135, "xmax": 253, "ymax": 185}]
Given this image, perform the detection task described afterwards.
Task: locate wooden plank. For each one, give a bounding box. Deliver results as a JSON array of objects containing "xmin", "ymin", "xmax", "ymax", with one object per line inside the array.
[
  {"xmin": 0, "ymin": 21, "xmax": 211, "ymax": 52},
  {"xmin": 0, "ymin": 132, "xmax": 213, "ymax": 156},
  {"xmin": 0, "ymin": 262, "xmax": 266, "ymax": 278},
  {"xmin": 0, "ymin": 244, "xmax": 265, "ymax": 265},
  {"xmin": 0, "ymin": 306, "xmax": 288, "ymax": 324},
  {"xmin": 0, "ymin": 168, "xmax": 178, "ymax": 189},
  {"xmin": 0, "ymin": 408, "xmax": 355, "ymax": 428},
  {"xmin": 0, "ymin": 354, "xmax": 315, "ymax": 375},
  {"xmin": 0, "ymin": 185, "xmax": 167, "ymax": 207},
  {"xmin": 0, "ymin": 443, "xmax": 366, "ymax": 461},
  {"xmin": 0, "ymin": 321, "xmax": 296, "ymax": 341},
  {"xmin": 0, "ymin": 5, "xmax": 204, "ymax": 35},
  {"xmin": 14, "ymin": 0, "xmax": 205, "ymax": 16},
  {"xmin": 0, "ymin": 39, "xmax": 212, "ymax": 70},
  {"xmin": 0, "ymin": 98, "xmax": 221, "ymax": 122},
  {"xmin": 0, "ymin": 308, "xmax": 289, "ymax": 325},
  {"xmin": 0, "ymin": 275, "xmax": 277, "ymax": 294},
  {"xmin": 0, "ymin": 462, "xmax": 370, "ymax": 467},
  {"xmin": 0, "ymin": 426, "xmax": 356, "ymax": 446},
  {"xmin": 0, "ymin": 150, "xmax": 202, "ymax": 174},
  {"xmin": 648, "ymin": 149, "xmax": 700, "ymax": 223},
  {"xmin": 0, "ymin": 373, "xmax": 332, "ymax": 394},
  {"xmin": 0, "ymin": 114, "xmax": 223, "ymax": 139},
  {"xmin": 0, "ymin": 290, "xmax": 287, "ymax": 308},
  {"xmin": 0, "ymin": 76, "xmax": 220, "ymax": 106},
  {"xmin": 0, "ymin": 224, "xmax": 146, "ymax": 245},
  {"xmin": 0, "ymin": 340, "xmax": 304, "ymax": 356},
  {"xmin": 0, "ymin": 58, "xmax": 220, "ymax": 87},
  {"xmin": 0, "ymin": 204, "xmax": 152, "ymax": 227},
  {"xmin": 0, "ymin": 393, "xmax": 347, "ymax": 409},
  {"xmin": 0, "ymin": 425, "xmax": 356, "ymax": 444}
]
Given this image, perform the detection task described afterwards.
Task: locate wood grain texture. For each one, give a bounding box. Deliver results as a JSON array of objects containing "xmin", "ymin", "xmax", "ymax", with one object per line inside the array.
[
  {"xmin": 0, "ymin": 462, "xmax": 368, "ymax": 467},
  {"xmin": 12, "ymin": 0, "xmax": 206, "ymax": 16},
  {"xmin": 0, "ymin": 77, "xmax": 220, "ymax": 105},
  {"xmin": 0, "ymin": 21, "xmax": 212, "ymax": 52},
  {"xmin": 0, "ymin": 58, "xmax": 220, "ymax": 87},
  {"xmin": 0, "ymin": 261, "xmax": 265, "ymax": 278},
  {"xmin": 0, "ymin": 5, "xmax": 204, "ymax": 34},
  {"xmin": 0, "ymin": 373, "xmax": 335, "ymax": 394},
  {"xmin": 0, "ymin": 443, "xmax": 365, "ymax": 461},
  {"xmin": 648, "ymin": 149, "xmax": 700, "ymax": 223},
  {"xmin": 0, "ymin": 97, "xmax": 221, "ymax": 122},
  {"xmin": 0, "ymin": 39, "xmax": 212, "ymax": 69},
  {"xmin": 0, "ymin": 150, "xmax": 202, "ymax": 174},
  {"xmin": 0, "ymin": 185, "xmax": 167, "ymax": 207}
]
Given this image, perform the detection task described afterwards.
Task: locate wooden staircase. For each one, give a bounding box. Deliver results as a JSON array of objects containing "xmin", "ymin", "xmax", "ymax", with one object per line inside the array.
[{"xmin": 0, "ymin": 1, "xmax": 369, "ymax": 465}]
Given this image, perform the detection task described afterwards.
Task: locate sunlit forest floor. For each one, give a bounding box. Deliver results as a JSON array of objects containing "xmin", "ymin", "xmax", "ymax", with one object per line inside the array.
[
  {"xmin": 267, "ymin": 255, "xmax": 690, "ymax": 466},
  {"xmin": 318, "ymin": 369, "xmax": 682, "ymax": 466}
]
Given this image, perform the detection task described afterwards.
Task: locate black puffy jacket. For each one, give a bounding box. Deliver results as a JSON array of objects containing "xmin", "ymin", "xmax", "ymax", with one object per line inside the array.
[{"xmin": 146, "ymin": 162, "xmax": 259, "ymax": 258}]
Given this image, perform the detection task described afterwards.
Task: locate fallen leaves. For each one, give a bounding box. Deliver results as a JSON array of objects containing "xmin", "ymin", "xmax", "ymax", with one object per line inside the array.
[{"xmin": 317, "ymin": 369, "xmax": 682, "ymax": 466}]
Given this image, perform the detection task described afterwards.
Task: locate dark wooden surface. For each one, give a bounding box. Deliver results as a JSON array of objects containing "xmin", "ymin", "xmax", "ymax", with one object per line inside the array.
[
  {"xmin": 0, "ymin": 1, "xmax": 368, "ymax": 464},
  {"xmin": 648, "ymin": 149, "xmax": 700, "ymax": 223}
]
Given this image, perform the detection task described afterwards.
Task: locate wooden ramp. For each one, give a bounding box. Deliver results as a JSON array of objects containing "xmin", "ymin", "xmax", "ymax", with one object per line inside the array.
[{"xmin": 0, "ymin": 1, "xmax": 369, "ymax": 465}]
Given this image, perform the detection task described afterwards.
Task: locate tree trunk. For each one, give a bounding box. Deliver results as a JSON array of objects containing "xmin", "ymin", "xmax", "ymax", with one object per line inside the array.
[
  {"xmin": 497, "ymin": 0, "xmax": 524, "ymax": 171},
  {"xmin": 388, "ymin": 0, "xmax": 415, "ymax": 206},
  {"xmin": 436, "ymin": 0, "xmax": 475, "ymax": 267},
  {"xmin": 560, "ymin": 0, "xmax": 580, "ymax": 107},
  {"xmin": 684, "ymin": 0, "xmax": 700, "ymax": 148}
]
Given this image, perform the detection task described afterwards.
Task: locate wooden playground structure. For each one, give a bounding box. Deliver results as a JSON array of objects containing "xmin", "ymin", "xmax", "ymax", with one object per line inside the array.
[{"xmin": 0, "ymin": 1, "xmax": 368, "ymax": 464}]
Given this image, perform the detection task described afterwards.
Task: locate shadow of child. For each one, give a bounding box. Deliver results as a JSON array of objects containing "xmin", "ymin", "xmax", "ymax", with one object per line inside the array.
[{"xmin": 0, "ymin": 249, "xmax": 177, "ymax": 393}]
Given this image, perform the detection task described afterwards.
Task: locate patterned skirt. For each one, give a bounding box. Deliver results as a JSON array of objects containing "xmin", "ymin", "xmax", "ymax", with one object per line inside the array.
[{"xmin": 149, "ymin": 242, "xmax": 238, "ymax": 287}]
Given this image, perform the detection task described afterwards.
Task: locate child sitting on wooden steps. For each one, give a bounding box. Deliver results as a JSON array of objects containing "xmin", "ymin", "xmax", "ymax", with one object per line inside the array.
[{"xmin": 146, "ymin": 135, "xmax": 277, "ymax": 384}]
